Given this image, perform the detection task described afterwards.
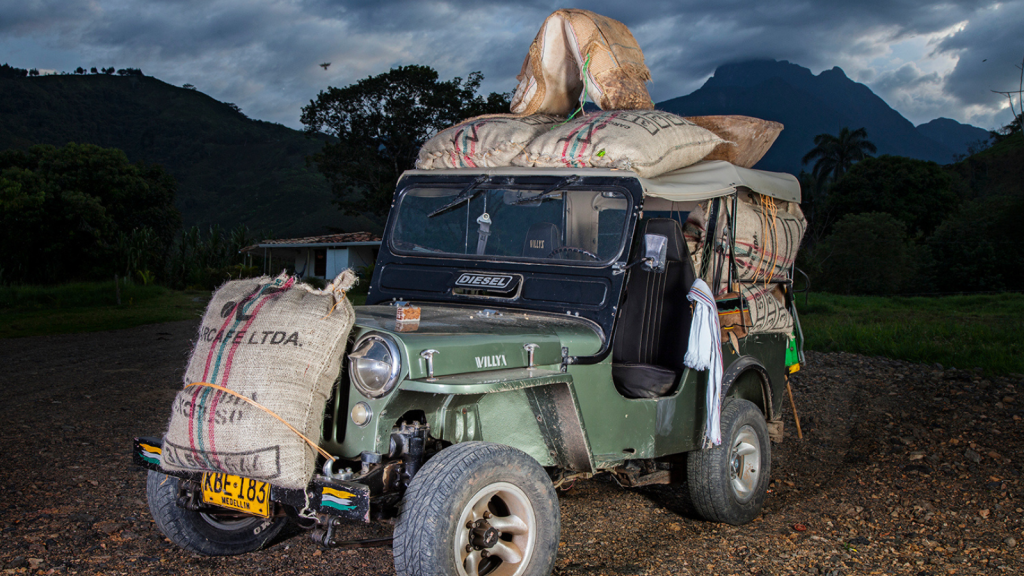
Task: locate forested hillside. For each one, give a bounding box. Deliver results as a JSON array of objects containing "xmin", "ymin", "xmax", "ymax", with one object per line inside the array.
[{"xmin": 0, "ymin": 72, "xmax": 373, "ymax": 236}]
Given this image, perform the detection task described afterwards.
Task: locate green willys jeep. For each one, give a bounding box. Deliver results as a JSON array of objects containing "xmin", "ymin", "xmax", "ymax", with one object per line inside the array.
[{"xmin": 135, "ymin": 160, "xmax": 805, "ymax": 576}]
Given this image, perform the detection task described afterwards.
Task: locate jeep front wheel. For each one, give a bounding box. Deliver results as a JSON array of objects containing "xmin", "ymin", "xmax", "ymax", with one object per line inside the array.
[
  {"xmin": 687, "ymin": 398, "xmax": 771, "ymax": 525},
  {"xmin": 393, "ymin": 442, "xmax": 559, "ymax": 576},
  {"xmin": 146, "ymin": 471, "xmax": 286, "ymax": 556}
]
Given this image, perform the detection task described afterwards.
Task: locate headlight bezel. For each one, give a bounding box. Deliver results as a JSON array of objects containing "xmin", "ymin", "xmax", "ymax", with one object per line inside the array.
[{"xmin": 348, "ymin": 332, "xmax": 402, "ymax": 399}]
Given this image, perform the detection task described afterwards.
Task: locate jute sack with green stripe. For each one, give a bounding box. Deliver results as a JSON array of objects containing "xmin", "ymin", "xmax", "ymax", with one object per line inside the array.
[
  {"xmin": 513, "ymin": 110, "xmax": 725, "ymax": 178},
  {"xmin": 160, "ymin": 270, "xmax": 356, "ymax": 490},
  {"xmin": 732, "ymin": 189, "xmax": 806, "ymax": 283},
  {"xmin": 416, "ymin": 114, "xmax": 561, "ymax": 169}
]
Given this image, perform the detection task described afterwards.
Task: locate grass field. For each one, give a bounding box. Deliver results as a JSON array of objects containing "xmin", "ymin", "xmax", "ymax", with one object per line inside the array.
[
  {"xmin": 0, "ymin": 281, "xmax": 367, "ymax": 339},
  {"xmin": 0, "ymin": 282, "xmax": 210, "ymax": 338},
  {"xmin": 797, "ymin": 292, "xmax": 1024, "ymax": 375}
]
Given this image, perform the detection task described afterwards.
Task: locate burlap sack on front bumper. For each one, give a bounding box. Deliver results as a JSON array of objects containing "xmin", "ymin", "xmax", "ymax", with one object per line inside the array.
[
  {"xmin": 416, "ymin": 114, "xmax": 562, "ymax": 169},
  {"xmin": 510, "ymin": 9, "xmax": 654, "ymax": 116},
  {"xmin": 513, "ymin": 110, "xmax": 724, "ymax": 178},
  {"xmin": 685, "ymin": 115, "xmax": 784, "ymax": 168},
  {"xmin": 161, "ymin": 271, "xmax": 356, "ymax": 490}
]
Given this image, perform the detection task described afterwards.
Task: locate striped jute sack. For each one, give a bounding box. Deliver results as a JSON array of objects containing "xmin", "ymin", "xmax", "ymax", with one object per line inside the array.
[
  {"xmin": 416, "ymin": 114, "xmax": 562, "ymax": 169},
  {"xmin": 510, "ymin": 9, "xmax": 654, "ymax": 116},
  {"xmin": 160, "ymin": 271, "xmax": 356, "ymax": 490},
  {"xmin": 740, "ymin": 283, "xmax": 793, "ymax": 334},
  {"xmin": 513, "ymin": 110, "xmax": 724, "ymax": 178},
  {"xmin": 733, "ymin": 190, "xmax": 806, "ymax": 283}
]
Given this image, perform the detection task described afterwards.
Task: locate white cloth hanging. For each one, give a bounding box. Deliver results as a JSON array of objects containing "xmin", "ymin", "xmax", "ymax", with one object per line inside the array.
[{"xmin": 684, "ymin": 278, "xmax": 723, "ymax": 447}]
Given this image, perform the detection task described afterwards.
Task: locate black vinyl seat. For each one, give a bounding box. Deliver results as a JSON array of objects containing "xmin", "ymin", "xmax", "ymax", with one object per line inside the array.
[
  {"xmin": 522, "ymin": 222, "xmax": 561, "ymax": 258},
  {"xmin": 612, "ymin": 218, "xmax": 696, "ymax": 399}
]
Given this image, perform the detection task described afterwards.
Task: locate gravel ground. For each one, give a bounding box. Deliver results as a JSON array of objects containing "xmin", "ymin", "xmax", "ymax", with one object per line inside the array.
[{"xmin": 1, "ymin": 320, "xmax": 1021, "ymax": 575}]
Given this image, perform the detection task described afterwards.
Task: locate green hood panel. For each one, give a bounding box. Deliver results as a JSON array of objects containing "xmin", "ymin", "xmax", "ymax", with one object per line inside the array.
[{"xmin": 353, "ymin": 305, "xmax": 603, "ymax": 380}]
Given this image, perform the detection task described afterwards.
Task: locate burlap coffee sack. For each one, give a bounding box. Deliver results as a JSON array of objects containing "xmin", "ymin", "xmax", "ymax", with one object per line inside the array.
[
  {"xmin": 510, "ymin": 13, "xmax": 582, "ymax": 117},
  {"xmin": 685, "ymin": 116, "xmax": 783, "ymax": 168},
  {"xmin": 732, "ymin": 190, "xmax": 806, "ymax": 283},
  {"xmin": 511, "ymin": 9, "xmax": 654, "ymax": 116},
  {"xmin": 740, "ymin": 283, "xmax": 793, "ymax": 334},
  {"xmin": 683, "ymin": 201, "xmax": 708, "ymax": 278},
  {"xmin": 161, "ymin": 270, "xmax": 357, "ymax": 490},
  {"xmin": 513, "ymin": 110, "xmax": 724, "ymax": 178},
  {"xmin": 416, "ymin": 114, "xmax": 562, "ymax": 169},
  {"xmin": 561, "ymin": 9, "xmax": 654, "ymax": 111}
]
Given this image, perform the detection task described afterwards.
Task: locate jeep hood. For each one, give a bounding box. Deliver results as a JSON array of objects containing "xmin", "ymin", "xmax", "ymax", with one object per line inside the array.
[{"xmin": 353, "ymin": 304, "xmax": 604, "ymax": 379}]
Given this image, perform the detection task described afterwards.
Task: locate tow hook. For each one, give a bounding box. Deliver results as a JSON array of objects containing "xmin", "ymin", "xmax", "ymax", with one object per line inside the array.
[{"xmin": 311, "ymin": 515, "xmax": 394, "ymax": 549}]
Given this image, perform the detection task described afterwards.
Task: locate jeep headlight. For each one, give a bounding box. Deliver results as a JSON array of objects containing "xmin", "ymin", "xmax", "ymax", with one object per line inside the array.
[{"xmin": 348, "ymin": 333, "xmax": 401, "ymax": 398}]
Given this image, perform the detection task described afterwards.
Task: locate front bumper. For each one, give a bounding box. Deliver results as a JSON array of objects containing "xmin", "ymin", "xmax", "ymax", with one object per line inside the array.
[{"xmin": 133, "ymin": 437, "xmax": 371, "ymax": 522}]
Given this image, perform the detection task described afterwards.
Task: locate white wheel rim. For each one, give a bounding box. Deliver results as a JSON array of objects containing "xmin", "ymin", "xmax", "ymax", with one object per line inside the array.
[
  {"xmin": 453, "ymin": 481, "xmax": 537, "ymax": 576},
  {"xmin": 729, "ymin": 425, "xmax": 761, "ymax": 503}
]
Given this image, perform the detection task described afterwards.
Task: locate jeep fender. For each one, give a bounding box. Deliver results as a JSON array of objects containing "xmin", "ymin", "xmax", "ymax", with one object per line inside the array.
[
  {"xmin": 722, "ymin": 356, "xmax": 773, "ymax": 421},
  {"xmin": 431, "ymin": 379, "xmax": 594, "ymax": 474}
]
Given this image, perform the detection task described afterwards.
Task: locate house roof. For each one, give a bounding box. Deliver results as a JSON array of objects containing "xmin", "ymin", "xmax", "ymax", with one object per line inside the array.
[{"xmin": 241, "ymin": 232, "xmax": 381, "ymax": 252}]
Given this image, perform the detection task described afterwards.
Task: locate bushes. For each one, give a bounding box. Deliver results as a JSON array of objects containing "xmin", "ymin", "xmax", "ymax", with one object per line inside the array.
[
  {"xmin": 167, "ymin": 225, "xmax": 266, "ymax": 290},
  {"xmin": 815, "ymin": 213, "xmax": 919, "ymax": 295},
  {"xmin": 0, "ymin": 143, "xmax": 180, "ymax": 284},
  {"xmin": 798, "ymin": 151, "xmax": 1024, "ymax": 295}
]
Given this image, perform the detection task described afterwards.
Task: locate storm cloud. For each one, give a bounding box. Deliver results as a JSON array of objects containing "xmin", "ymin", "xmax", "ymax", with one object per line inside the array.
[{"xmin": 1, "ymin": 0, "xmax": 1021, "ymax": 130}]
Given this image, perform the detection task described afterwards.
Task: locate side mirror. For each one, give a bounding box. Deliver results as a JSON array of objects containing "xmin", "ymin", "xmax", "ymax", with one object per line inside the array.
[{"xmin": 642, "ymin": 234, "xmax": 668, "ymax": 272}]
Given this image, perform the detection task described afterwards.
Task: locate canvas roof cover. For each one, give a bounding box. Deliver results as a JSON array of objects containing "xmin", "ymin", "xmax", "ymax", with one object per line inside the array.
[
  {"xmin": 640, "ymin": 161, "xmax": 800, "ymax": 203},
  {"xmin": 401, "ymin": 160, "xmax": 801, "ymax": 204}
]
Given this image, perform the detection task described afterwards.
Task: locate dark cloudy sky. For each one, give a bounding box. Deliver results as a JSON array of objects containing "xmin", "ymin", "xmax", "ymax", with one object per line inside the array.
[{"xmin": 2, "ymin": 0, "xmax": 1022, "ymax": 131}]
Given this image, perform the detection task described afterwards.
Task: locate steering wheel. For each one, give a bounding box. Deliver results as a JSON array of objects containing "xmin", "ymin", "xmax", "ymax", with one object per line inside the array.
[{"xmin": 547, "ymin": 246, "xmax": 600, "ymax": 261}]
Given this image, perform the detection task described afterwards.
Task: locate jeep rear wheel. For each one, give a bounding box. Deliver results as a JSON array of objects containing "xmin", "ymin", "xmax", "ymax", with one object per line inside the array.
[
  {"xmin": 146, "ymin": 471, "xmax": 286, "ymax": 556},
  {"xmin": 687, "ymin": 398, "xmax": 771, "ymax": 525},
  {"xmin": 393, "ymin": 442, "xmax": 559, "ymax": 576}
]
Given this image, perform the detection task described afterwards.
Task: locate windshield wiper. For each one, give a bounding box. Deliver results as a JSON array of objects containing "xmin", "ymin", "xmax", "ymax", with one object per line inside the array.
[
  {"xmin": 509, "ymin": 175, "xmax": 581, "ymax": 205},
  {"xmin": 428, "ymin": 175, "xmax": 492, "ymax": 218}
]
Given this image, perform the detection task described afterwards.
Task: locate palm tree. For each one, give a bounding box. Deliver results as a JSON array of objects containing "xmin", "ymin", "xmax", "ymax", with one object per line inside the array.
[{"xmin": 801, "ymin": 127, "xmax": 877, "ymax": 184}]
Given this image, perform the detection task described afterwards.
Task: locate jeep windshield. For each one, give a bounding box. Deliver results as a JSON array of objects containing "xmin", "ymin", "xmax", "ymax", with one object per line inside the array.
[{"xmin": 390, "ymin": 182, "xmax": 631, "ymax": 265}]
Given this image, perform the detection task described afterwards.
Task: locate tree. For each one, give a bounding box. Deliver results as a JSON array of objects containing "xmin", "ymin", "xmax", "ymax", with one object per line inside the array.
[
  {"xmin": 301, "ymin": 65, "xmax": 510, "ymax": 220},
  {"xmin": 0, "ymin": 143, "xmax": 181, "ymax": 283},
  {"xmin": 75, "ymin": 67, "xmax": 85, "ymax": 75},
  {"xmin": 990, "ymin": 112, "xmax": 1023, "ymax": 142},
  {"xmin": 801, "ymin": 127, "xmax": 877, "ymax": 185},
  {"xmin": 0, "ymin": 63, "xmax": 28, "ymax": 78},
  {"xmin": 90, "ymin": 67, "xmax": 98, "ymax": 74},
  {"xmin": 817, "ymin": 212, "xmax": 918, "ymax": 295},
  {"xmin": 991, "ymin": 55, "xmax": 1023, "ymax": 145},
  {"xmin": 929, "ymin": 191, "xmax": 1024, "ymax": 293},
  {"xmin": 828, "ymin": 155, "xmax": 958, "ymax": 238}
]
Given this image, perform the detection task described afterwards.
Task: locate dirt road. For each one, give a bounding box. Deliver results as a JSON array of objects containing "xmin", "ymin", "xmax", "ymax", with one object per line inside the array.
[{"xmin": 1, "ymin": 321, "xmax": 1021, "ymax": 575}]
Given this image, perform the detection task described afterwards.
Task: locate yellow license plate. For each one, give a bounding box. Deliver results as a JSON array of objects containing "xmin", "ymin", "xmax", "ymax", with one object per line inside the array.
[{"xmin": 201, "ymin": 473, "xmax": 271, "ymax": 518}]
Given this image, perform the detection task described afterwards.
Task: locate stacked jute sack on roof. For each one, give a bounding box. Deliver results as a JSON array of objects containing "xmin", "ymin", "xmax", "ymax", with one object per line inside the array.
[
  {"xmin": 160, "ymin": 271, "xmax": 357, "ymax": 490},
  {"xmin": 416, "ymin": 9, "xmax": 783, "ymax": 178}
]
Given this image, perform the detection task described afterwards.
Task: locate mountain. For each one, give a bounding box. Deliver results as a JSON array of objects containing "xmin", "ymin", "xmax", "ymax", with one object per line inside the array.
[
  {"xmin": 657, "ymin": 60, "xmax": 972, "ymax": 175},
  {"xmin": 0, "ymin": 73, "xmax": 374, "ymax": 237},
  {"xmin": 917, "ymin": 118, "xmax": 992, "ymax": 157}
]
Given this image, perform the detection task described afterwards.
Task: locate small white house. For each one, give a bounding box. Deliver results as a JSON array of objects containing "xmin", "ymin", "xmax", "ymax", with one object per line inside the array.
[{"xmin": 242, "ymin": 232, "xmax": 381, "ymax": 280}]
